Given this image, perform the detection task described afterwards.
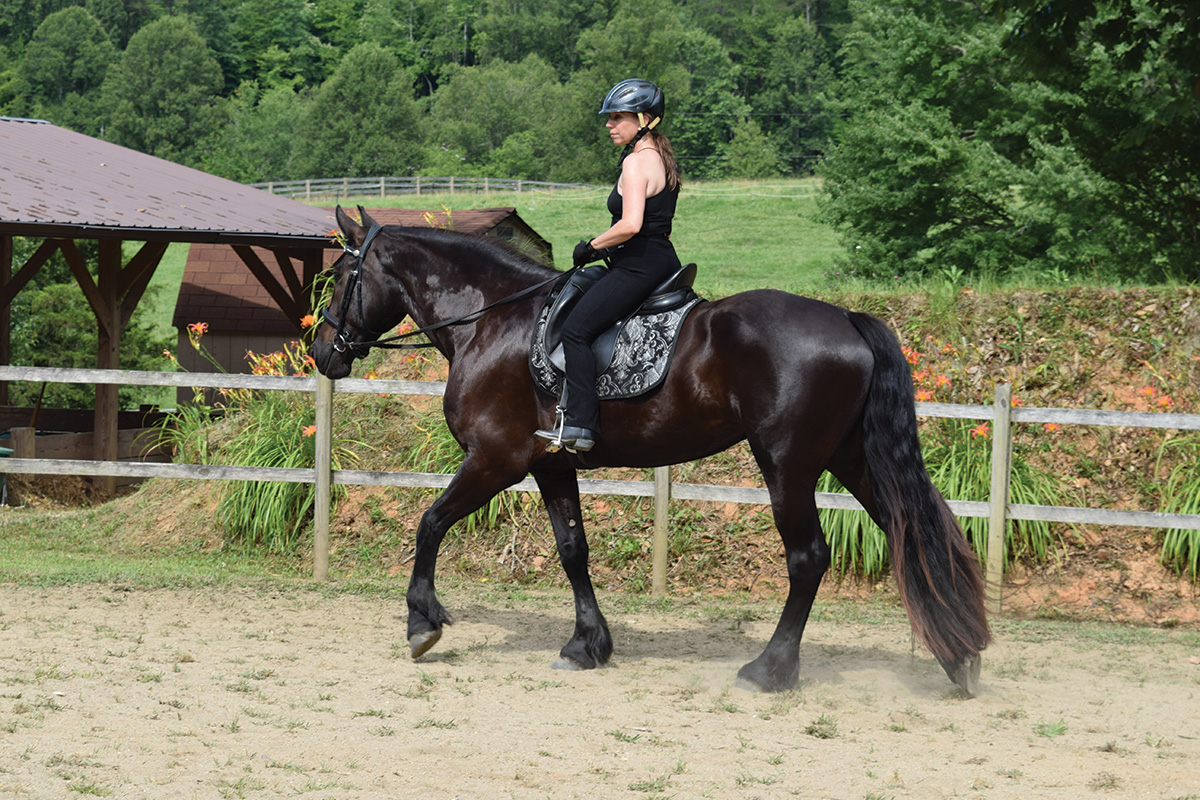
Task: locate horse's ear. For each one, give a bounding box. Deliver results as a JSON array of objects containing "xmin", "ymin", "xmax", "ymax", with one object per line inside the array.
[
  {"xmin": 335, "ymin": 205, "xmax": 365, "ymax": 246},
  {"xmin": 357, "ymin": 205, "xmax": 380, "ymax": 231}
]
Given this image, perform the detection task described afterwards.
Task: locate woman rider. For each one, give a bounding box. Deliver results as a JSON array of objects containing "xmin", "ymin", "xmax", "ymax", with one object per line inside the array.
[{"xmin": 534, "ymin": 78, "xmax": 683, "ymax": 454}]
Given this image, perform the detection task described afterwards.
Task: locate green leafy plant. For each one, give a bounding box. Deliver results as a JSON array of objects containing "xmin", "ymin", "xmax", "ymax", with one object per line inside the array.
[
  {"xmin": 816, "ymin": 341, "xmax": 1070, "ymax": 576},
  {"xmin": 1158, "ymin": 434, "xmax": 1200, "ymax": 580},
  {"xmin": 157, "ymin": 327, "xmax": 358, "ymax": 553}
]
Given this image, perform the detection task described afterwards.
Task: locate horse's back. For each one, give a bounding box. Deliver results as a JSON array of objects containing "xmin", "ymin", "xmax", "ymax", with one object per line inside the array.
[{"xmin": 684, "ymin": 289, "xmax": 875, "ymax": 372}]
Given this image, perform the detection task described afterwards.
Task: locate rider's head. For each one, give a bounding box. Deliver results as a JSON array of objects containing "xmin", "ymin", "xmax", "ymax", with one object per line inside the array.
[{"xmin": 598, "ymin": 79, "xmax": 665, "ymax": 132}]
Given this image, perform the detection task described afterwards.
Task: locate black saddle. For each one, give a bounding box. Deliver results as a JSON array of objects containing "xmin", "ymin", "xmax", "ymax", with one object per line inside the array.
[{"xmin": 543, "ymin": 262, "xmax": 699, "ymax": 374}]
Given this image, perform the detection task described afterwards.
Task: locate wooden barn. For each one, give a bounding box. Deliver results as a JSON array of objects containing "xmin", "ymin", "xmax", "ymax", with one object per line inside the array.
[{"xmin": 172, "ymin": 207, "xmax": 552, "ymax": 375}]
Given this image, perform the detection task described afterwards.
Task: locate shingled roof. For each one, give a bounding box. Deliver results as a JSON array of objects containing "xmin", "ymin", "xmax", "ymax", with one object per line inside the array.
[
  {"xmin": 174, "ymin": 207, "xmax": 552, "ymax": 334},
  {"xmin": 0, "ymin": 116, "xmax": 333, "ymax": 245}
]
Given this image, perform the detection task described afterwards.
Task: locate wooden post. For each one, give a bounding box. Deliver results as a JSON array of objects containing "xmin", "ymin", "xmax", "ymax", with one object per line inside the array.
[
  {"xmin": 10, "ymin": 427, "xmax": 35, "ymax": 458},
  {"xmin": 313, "ymin": 374, "xmax": 334, "ymax": 581},
  {"xmin": 652, "ymin": 465, "xmax": 671, "ymax": 596},
  {"xmin": 0, "ymin": 235, "xmax": 11, "ymax": 406},
  {"xmin": 986, "ymin": 384, "xmax": 1013, "ymax": 614},
  {"xmin": 91, "ymin": 241, "xmax": 123, "ymax": 496}
]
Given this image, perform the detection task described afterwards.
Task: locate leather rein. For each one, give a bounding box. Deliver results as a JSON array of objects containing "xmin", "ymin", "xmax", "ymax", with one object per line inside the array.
[{"xmin": 319, "ymin": 222, "xmax": 561, "ymax": 356}]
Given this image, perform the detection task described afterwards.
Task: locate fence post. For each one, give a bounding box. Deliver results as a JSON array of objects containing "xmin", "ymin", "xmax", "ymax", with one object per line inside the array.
[
  {"xmin": 986, "ymin": 383, "xmax": 1013, "ymax": 613},
  {"xmin": 313, "ymin": 374, "xmax": 334, "ymax": 581},
  {"xmin": 380, "ymin": 177, "xmax": 385, "ymax": 197},
  {"xmin": 652, "ymin": 465, "xmax": 671, "ymax": 596}
]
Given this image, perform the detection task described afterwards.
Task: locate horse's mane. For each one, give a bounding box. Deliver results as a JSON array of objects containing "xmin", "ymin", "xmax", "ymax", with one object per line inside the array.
[{"xmin": 383, "ymin": 224, "xmax": 559, "ymax": 284}]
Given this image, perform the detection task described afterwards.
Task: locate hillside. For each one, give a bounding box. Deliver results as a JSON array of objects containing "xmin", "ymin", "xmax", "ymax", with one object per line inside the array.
[{"xmin": 16, "ymin": 285, "xmax": 1200, "ymax": 627}]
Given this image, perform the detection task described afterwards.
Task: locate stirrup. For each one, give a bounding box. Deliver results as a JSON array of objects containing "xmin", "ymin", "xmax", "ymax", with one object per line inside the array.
[{"xmin": 534, "ymin": 406, "xmax": 568, "ymax": 453}]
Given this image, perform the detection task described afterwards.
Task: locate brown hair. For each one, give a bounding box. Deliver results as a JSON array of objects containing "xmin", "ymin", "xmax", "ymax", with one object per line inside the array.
[{"xmin": 648, "ymin": 129, "xmax": 681, "ymax": 191}]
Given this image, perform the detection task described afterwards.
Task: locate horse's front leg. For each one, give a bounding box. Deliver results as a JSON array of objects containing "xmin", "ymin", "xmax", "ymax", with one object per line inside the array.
[
  {"xmin": 406, "ymin": 458, "xmax": 514, "ymax": 658},
  {"xmin": 531, "ymin": 466, "xmax": 613, "ymax": 670}
]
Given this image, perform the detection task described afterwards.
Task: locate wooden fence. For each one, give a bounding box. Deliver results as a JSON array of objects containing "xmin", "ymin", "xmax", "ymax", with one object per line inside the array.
[
  {"xmin": 249, "ymin": 176, "xmax": 595, "ymax": 201},
  {"xmin": 3, "ymin": 365, "xmax": 1199, "ymax": 612}
]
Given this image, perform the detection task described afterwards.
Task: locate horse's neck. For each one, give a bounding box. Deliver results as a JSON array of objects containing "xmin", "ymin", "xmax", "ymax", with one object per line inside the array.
[{"xmin": 392, "ymin": 236, "xmax": 545, "ymax": 359}]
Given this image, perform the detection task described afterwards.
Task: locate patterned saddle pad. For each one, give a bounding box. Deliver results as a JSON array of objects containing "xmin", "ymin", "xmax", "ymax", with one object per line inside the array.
[{"xmin": 529, "ymin": 290, "xmax": 703, "ymax": 400}]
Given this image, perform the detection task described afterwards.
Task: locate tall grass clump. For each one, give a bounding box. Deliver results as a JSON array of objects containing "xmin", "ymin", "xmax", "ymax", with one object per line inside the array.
[
  {"xmin": 817, "ymin": 338, "xmax": 1071, "ymax": 576},
  {"xmin": 1158, "ymin": 433, "xmax": 1200, "ymax": 580},
  {"xmin": 404, "ymin": 408, "xmax": 535, "ymax": 539},
  {"xmin": 158, "ymin": 323, "xmax": 358, "ymax": 553}
]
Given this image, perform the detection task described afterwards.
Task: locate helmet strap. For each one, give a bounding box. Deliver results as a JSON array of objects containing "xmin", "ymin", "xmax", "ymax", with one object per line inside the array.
[{"xmin": 618, "ymin": 126, "xmax": 653, "ymax": 167}]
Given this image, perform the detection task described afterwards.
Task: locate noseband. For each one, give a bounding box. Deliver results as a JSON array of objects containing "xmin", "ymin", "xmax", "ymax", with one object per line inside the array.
[
  {"xmin": 320, "ymin": 222, "xmax": 384, "ymax": 354},
  {"xmin": 318, "ymin": 222, "xmax": 564, "ymax": 357}
]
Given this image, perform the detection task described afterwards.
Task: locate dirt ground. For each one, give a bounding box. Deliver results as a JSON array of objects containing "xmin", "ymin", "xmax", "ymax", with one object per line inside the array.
[{"xmin": 2, "ymin": 582, "xmax": 1198, "ymax": 800}]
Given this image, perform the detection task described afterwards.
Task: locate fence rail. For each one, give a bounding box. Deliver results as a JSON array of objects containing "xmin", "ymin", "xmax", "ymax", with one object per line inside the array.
[
  {"xmin": 3, "ymin": 366, "xmax": 1199, "ymax": 609},
  {"xmin": 249, "ymin": 176, "xmax": 596, "ymax": 201}
]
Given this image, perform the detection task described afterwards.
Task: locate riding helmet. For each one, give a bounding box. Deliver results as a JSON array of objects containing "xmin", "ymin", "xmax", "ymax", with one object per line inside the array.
[{"xmin": 598, "ymin": 79, "xmax": 665, "ymax": 124}]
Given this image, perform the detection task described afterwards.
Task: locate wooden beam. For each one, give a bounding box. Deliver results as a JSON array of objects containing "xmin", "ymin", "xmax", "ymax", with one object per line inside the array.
[
  {"xmin": 0, "ymin": 239, "xmax": 61, "ymax": 307},
  {"xmin": 0, "ymin": 236, "xmax": 10, "ymax": 405},
  {"xmin": 59, "ymin": 239, "xmax": 113, "ymax": 339},
  {"xmin": 232, "ymin": 245, "xmax": 304, "ymax": 331},
  {"xmin": 93, "ymin": 240, "xmax": 122, "ymax": 496},
  {"xmin": 270, "ymin": 246, "xmax": 305, "ymax": 306},
  {"xmin": 118, "ymin": 241, "xmax": 169, "ymax": 329}
]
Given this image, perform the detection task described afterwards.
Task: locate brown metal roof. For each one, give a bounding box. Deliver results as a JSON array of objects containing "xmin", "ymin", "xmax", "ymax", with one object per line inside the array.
[
  {"xmin": 0, "ymin": 116, "xmax": 335, "ymax": 246},
  {"xmin": 174, "ymin": 207, "xmax": 551, "ymax": 334}
]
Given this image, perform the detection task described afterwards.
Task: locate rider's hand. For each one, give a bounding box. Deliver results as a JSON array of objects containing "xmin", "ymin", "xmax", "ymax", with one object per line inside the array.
[{"xmin": 573, "ymin": 239, "xmax": 600, "ymax": 268}]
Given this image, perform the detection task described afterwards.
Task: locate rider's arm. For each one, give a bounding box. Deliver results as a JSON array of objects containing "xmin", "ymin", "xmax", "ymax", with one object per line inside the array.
[{"xmin": 589, "ymin": 153, "xmax": 658, "ymax": 250}]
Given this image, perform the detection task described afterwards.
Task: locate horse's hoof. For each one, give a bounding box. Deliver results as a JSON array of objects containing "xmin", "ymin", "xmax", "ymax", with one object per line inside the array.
[
  {"xmin": 409, "ymin": 629, "xmax": 442, "ymax": 660},
  {"xmin": 950, "ymin": 654, "xmax": 982, "ymax": 696},
  {"xmin": 551, "ymin": 656, "xmax": 585, "ymax": 671}
]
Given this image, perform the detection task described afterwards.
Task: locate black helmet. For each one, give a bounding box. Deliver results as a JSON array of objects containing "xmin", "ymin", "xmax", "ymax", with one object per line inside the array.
[{"xmin": 598, "ymin": 79, "xmax": 665, "ymax": 125}]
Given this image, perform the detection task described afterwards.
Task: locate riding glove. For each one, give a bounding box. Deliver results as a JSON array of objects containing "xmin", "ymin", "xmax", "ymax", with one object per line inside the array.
[{"xmin": 573, "ymin": 239, "xmax": 604, "ymax": 268}]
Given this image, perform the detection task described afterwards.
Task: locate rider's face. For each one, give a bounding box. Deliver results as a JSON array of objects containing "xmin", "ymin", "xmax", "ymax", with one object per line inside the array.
[{"xmin": 605, "ymin": 112, "xmax": 641, "ymax": 146}]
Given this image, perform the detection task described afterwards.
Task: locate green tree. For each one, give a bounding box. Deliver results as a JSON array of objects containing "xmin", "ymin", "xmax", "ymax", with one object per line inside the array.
[
  {"xmin": 750, "ymin": 14, "xmax": 837, "ymax": 174},
  {"xmin": 996, "ymin": 0, "xmax": 1200, "ymax": 279},
  {"xmin": 290, "ymin": 42, "xmax": 424, "ymax": 178},
  {"xmin": 474, "ymin": 0, "xmax": 614, "ymax": 78},
  {"xmin": 820, "ymin": 0, "xmax": 1119, "ymax": 280},
  {"xmin": 100, "ymin": 15, "xmax": 223, "ymax": 164},
  {"xmin": 16, "ymin": 6, "xmax": 114, "ymax": 134},
  {"xmin": 200, "ymin": 82, "xmax": 305, "ymax": 182},
  {"xmin": 724, "ymin": 117, "xmax": 784, "ymax": 179},
  {"xmin": 228, "ymin": 0, "xmax": 326, "ymax": 87},
  {"xmin": 573, "ymin": 0, "xmax": 745, "ymax": 181},
  {"xmin": 426, "ymin": 54, "xmax": 571, "ymax": 177}
]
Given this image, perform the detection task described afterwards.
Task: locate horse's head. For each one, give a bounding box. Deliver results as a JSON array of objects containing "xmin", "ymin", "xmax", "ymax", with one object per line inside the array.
[{"xmin": 311, "ymin": 205, "xmax": 406, "ymax": 379}]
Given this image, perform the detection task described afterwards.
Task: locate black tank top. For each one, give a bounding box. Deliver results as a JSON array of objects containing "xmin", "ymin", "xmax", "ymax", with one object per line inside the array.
[{"xmin": 607, "ymin": 182, "xmax": 679, "ymax": 237}]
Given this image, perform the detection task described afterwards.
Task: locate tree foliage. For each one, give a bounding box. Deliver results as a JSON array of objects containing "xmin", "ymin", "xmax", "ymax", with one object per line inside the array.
[
  {"xmin": 1, "ymin": 0, "xmax": 1197, "ymax": 279},
  {"xmin": 100, "ymin": 15, "xmax": 223, "ymax": 165}
]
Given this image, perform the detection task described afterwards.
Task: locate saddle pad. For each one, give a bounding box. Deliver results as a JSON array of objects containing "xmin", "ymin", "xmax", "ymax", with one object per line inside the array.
[{"xmin": 529, "ymin": 296, "xmax": 703, "ymax": 400}]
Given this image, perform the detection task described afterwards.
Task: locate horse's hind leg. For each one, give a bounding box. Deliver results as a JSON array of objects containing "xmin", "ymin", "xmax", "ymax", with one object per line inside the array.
[
  {"xmin": 531, "ymin": 466, "xmax": 613, "ymax": 670},
  {"xmin": 735, "ymin": 472, "xmax": 829, "ymax": 693}
]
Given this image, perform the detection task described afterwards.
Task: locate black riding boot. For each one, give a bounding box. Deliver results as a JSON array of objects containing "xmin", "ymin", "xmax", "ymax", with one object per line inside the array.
[{"xmin": 534, "ymin": 385, "xmax": 597, "ymax": 453}]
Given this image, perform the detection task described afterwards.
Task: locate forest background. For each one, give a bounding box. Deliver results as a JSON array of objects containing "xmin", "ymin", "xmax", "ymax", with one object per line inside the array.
[
  {"xmin": 2, "ymin": 0, "xmax": 1197, "ymax": 285},
  {"xmin": 1, "ymin": 0, "xmax": 1199, "ymax": 403}
]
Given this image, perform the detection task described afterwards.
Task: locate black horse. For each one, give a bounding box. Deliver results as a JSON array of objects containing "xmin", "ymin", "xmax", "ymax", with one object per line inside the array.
[{"xmin": 312, "ymin": 207, "xmax": 990, "ymax": 694}]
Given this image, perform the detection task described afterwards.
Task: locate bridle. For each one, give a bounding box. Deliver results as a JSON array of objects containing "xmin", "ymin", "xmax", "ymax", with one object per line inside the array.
[
  {"xmin": 319, "ymin": 223, "xmax": 563, "ymax": 356},
  {"xmin": 321, "ymin": 222, "xmax": 383, "ymax": 354}
]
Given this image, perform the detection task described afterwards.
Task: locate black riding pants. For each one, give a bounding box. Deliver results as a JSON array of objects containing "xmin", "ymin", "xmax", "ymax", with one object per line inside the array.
[{"xmin": 560, "ymin": 235, "xmax": 681, "ymax": 432}]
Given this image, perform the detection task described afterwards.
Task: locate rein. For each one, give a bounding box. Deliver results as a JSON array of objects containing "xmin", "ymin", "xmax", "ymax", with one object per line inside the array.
[{"xmin": 320, "ymin": 223, "xmax": 563, "ymax": 356}]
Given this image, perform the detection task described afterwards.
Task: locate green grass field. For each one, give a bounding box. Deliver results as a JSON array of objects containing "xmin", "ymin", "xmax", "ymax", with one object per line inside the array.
[
  {"xmin": 137, "ymin": 178, "xmax": 840, "ymax": 339},
  {"xmin": 334, "ymin": 177, "xmax": 840, "ymax": 298}
]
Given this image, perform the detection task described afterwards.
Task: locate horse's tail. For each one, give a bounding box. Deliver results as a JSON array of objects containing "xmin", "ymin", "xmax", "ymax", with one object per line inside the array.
[{"xmin": 846, "ymin": 311, "xmax": 991, "ymax": 692}]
